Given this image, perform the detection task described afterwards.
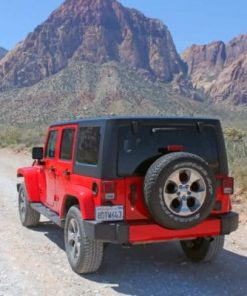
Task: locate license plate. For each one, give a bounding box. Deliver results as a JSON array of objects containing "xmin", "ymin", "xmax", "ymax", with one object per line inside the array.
[{"xmin": 95, "ymin": 206, "xmax": 124, "ymax": 222}]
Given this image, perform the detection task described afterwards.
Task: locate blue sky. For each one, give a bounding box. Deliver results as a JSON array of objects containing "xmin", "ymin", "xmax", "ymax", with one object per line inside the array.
[{"xmin": 0, "ymin": 0, "xmax": 246, "ymax": 52}]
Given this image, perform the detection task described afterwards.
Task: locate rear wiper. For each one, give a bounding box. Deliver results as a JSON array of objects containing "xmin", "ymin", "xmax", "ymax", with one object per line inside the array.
[
  {"xmin": 196, "ymin": 122, "xmax": 204, "ymax": 133},
  {"xmin": 152, "ymin": 127, "xmax": 184, "ymax": 133}
]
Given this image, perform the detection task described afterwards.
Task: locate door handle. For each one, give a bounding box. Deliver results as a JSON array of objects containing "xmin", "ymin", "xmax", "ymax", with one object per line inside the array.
[
  {"xmin": 49, "ymin": 166, "xmax": 56, "ymax": 173},
  {"xmin": 63, "ymin": 169, "xmax": 71, "ymax": 177}
]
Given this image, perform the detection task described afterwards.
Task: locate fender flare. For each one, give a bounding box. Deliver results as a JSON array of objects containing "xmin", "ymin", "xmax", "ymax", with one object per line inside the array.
[
  {"xmin": 62, "ymin": 185, "xmax": 95, "ymax": 220},
  {"xmin": 17, "ymin": 167, "xmax": 41, "ymax": 202}
]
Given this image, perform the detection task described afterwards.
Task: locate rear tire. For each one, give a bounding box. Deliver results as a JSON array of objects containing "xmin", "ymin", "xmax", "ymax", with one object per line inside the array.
[
  {"xmin": 18, "ymin": 183, "xmax": 40, "ymax": 227},
  {"xmin": 180, "ymin": 235, "xmax": 225, "ymax": 262},
  {"xmin": 64, "ymin": 205, "xmax": 104, "ymax": 274}
]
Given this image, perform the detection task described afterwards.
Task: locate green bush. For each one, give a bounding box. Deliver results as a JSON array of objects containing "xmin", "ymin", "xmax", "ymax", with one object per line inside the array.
[{"xmin": 224, "ymin": 128, "xmax": 247, "ymax": 198}]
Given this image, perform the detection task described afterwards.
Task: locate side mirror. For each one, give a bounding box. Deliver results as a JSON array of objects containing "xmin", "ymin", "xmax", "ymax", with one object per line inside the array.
[{"xmin": 32, "ymin": 147, "xmax": 44, "ymax": 160}]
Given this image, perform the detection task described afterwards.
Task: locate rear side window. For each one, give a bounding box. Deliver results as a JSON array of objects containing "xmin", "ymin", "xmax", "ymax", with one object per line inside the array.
[
  {"xmin": 76, "ymin": 126, "xmax": 100, "ymax": 165},
  {"xmin": 60, "ymin": 128, "xmax": 75, "ymax": 161},
  {"xmin": 46, "ymin": 130, "xmax": 58, "ymax": 158},
  {"xmin": 118, "ymin": 125, "xmax": 219, "ymax": 176}
]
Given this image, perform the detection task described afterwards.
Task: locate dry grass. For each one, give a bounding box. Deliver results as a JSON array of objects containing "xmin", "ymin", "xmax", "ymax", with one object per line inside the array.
[{"xmin": 0, "ymin": 125, "xmax": 45, "ymax": 151}]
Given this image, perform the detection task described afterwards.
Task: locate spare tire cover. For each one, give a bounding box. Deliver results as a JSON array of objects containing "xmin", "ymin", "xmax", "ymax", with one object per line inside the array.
[{"xmin": 144, "ymin": 152, "xmax": 216, "ymax": 229}]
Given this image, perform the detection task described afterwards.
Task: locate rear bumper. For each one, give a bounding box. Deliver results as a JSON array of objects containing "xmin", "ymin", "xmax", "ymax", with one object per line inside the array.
[
  {"xmin": 218, "ymin": 211, "xmax": 239, "ymax": 234},
  {"xmin": 83, "ymin": 211, "xmax": 239, "ymax": 244},
  {"xmin": 83, "ymin": 220, "xmax": 129, "ymax": 244}
]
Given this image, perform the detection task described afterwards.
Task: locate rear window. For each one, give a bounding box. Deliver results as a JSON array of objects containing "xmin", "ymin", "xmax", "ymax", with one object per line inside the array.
[
  {"xmin": 118, "ymin": 125, "xmax": 219, "ymax": 176},
  {"xmin": 76, "ymin": 126, "xmax": 100, "ymax": 165}
]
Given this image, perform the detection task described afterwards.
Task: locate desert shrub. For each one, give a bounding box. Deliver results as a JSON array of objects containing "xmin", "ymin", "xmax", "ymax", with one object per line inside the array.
[
  {"xmin": 224, "ymin": 127, "xmax": 246, "ymax": 142},
  {"xmin": 224, "ymin": 128, "xmax": 247, "ymax": 198},
  {"xmin": 0, "ymin": 125, "xmax": 45, "ymax": 150}
]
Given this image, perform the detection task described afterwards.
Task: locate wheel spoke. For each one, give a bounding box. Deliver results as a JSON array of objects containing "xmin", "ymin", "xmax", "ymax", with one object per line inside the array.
[
  {"xmin": 68, "ymin": 230, "xmax": 76, "ymax": 244},
  {"xmin": 76, "ymin": 231, "xmax": 81, "ymax": 243},
  {"xmin": 75, "ymin": 240, "xmax": 81, "ymax": 256},
  {"xmin": 179, "ymin": 200, "xmax": 191, "ymax": 214},
  {"xmin": 165, "ymin": 193, "xmax": 178, "ymax": 204},
  {"xmin": 20, "ymin": 201, "xmax": 24, "ymax": 210},
  {"xmin": 188, "ymin": 171, "xmax": 200, "ymax": 185},
  {"xmin": 70, "ymin": 219, "xmax": 77, "ymax": 232},
  {"xmin": 192, "ymin": 191, "xmax": 206, "ymax": 204},
  {"xmin": 169, "ymin": 172, "xmax": 181, "ymax": 186},
  {"xmin": 72, "ymin": 245, "xmax": 77, "ymax": 259}
]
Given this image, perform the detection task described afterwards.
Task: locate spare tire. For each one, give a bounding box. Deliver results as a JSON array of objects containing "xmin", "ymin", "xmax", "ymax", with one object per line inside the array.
[{"xmin": 144, "ymin": 152, "xmax": 216, "ymax": 229}]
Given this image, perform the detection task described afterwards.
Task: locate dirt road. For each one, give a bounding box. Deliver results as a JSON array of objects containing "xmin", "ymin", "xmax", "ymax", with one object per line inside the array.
[{"xmin": 0, "ymin": 148, "xmax": 246, "ymax": 296}]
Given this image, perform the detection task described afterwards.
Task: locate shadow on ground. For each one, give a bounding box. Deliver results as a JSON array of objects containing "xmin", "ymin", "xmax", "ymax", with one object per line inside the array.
[
  {"xmin": 33, "ymin": 221, "xmax": 247, "ymax": 296},
  {"xmin": 31, "ymin": 221, "xmax": 65, "ymax": 250}
]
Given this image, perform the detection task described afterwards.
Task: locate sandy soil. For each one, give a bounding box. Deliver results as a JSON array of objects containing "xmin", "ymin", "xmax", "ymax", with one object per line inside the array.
[{"xmin": 0, "ymin": 148, "xmax": 246, "ymax": 296}]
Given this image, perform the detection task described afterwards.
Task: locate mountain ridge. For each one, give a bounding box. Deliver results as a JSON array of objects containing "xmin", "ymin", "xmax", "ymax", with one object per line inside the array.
[
  {"xmin": 0, "ymin": 0, "xmax": 186, "ymax": 91},
  {"xmin": 0, "ymin": 0, "xmax": 246, "ymax": 127},
  {"xmin": 182, "ymin": 34, "xmax": 247, "ymax": 105}
]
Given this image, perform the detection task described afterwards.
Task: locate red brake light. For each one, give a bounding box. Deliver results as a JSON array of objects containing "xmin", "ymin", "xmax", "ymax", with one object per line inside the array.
[
  {"xmin": 102, "ymin": 181, "xmax": 116, "ymax": 200},
  {"xmin": 222, "ymin": 177, "xmax": 234, "ymax": 195},
  {"xmin": 167, "ymin": 145, "xmax": 184, "ymax": 152}
]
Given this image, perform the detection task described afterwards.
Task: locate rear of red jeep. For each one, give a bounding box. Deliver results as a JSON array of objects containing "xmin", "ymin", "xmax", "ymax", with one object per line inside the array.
[
  {"xmin": 17, "ymin": 117, "xmax": 238, "ymax": 274},
  {"xmin": 78, "ymin": 117, "xmax": 238, "ymax": 271}
]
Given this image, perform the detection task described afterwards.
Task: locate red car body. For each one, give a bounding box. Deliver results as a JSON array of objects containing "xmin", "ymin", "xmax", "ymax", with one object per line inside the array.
[{"xmin": 17, "ymin": 117, "xmax": 238, "ymax": 245}]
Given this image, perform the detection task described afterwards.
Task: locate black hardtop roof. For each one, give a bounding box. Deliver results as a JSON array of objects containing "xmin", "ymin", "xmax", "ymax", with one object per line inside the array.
[{"xmin": 50, "ymin": 115, "xmax": 220, "ymax": 127}]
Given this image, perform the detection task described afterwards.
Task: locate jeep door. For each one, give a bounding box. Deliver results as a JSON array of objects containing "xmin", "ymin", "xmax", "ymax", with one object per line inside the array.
[
  {"xmin": 44, "ymin": 128, "xmax": 59, "ymax": 208},
  {"xmin": 54, "ymin": 125, "xmax": 77, "ymax": 213}
]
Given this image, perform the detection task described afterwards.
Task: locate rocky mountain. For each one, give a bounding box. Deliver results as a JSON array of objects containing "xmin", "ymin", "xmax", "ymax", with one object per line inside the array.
[
  {"xmin": 0, "ymin": 0, "xmax": 187, "ymax": 91},
  {"xmin": 0, "ymin": 47, "xmax": 7, "ymax": 60},
  {"xmin": 0, "ymin": 60, "xmax": 207, "ymax": 125},
  {"xmin": 182, "ymin": 34, "xmax": 247, "ymax": 105},
  {"xmin": 226, "ymin": 34, "xmax": 247, "ymax": 64},
  {"xmin": 1, "ymin": 0, "xmax": 246, "ymax": 127}
]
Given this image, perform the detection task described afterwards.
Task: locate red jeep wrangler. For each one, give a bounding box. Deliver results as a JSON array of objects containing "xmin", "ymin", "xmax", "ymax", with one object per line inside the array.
[{"xmin": 17, "ymin": 116, "xmax": 238, "ymax": 274}]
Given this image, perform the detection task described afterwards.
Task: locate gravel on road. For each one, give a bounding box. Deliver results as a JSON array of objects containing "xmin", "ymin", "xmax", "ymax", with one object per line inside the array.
[{"xmin": 0, "ymin": 148, "xmax": 246, "ymax": 296}]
